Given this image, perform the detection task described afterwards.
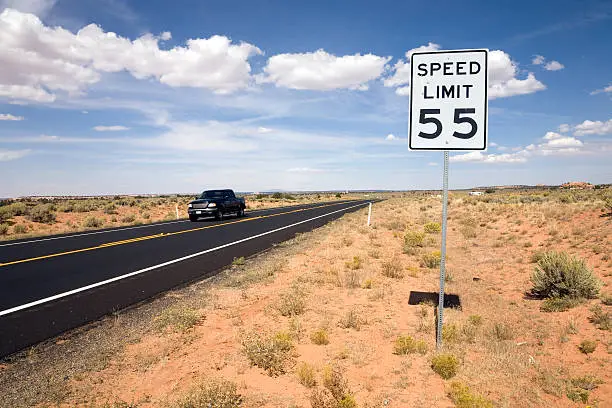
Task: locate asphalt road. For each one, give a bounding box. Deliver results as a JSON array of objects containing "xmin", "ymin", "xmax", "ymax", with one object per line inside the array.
[{"xmin": 0, "ymin": 200, "xmax": 371, "ymax": 358}]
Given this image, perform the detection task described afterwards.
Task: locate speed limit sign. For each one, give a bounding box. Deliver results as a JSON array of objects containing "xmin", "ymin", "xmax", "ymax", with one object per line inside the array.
[{"xmin": 409, "ymin": 49, "xmax": 488, "ymax": 151}]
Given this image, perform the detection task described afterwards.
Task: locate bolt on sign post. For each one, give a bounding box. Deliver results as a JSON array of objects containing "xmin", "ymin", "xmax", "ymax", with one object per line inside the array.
[{"xmin": 408, "ymin": 49, "xmax": 488, "ymax": 348}]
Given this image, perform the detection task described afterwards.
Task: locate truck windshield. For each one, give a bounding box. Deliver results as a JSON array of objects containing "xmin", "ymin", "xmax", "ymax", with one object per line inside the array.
[{"xmin": 200, "ymin": 190, "xmax": 226, "ymax": 199}]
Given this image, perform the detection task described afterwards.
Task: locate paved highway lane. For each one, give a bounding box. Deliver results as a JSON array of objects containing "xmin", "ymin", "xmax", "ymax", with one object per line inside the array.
[{"xmin": 0, "ymin": 200, "xmax": 372, "ymax": 357}]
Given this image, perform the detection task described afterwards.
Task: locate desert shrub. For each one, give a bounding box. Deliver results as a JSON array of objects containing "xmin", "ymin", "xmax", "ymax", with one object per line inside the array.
[
  {"xmin": 27, "ymin": 204, "xmax": 56, "ymax": 223},
  {"xmin": 154, "ymin": 305, "xmax": 201, "ymax": 332},
  {"xmin": 578, "ymin": 339, "xmax": 597, "ymax": 354},
  {"xmin": 73, "ymin": 201, "xmax": 96, "ymax": 212},
  {"xmin": 381, "ymin": 258, "xmax": 404, "ymax": 279},
  {"xmin": 310, "ymin": 328, "xmax": 329, "ymax": 345},
  {"xmin": 335, "ymin": 193, "xmax": 342, "ymax": 198},
  {"xmin": 171, "ymin": 378, "xmax": 242, "ymax": 408},
  {"xmin": 468, "ymin": 315, "xmax": 483, "ymax": 326},
  {"xmin": 393, "ymin": 335, "xmax": 428, "ymax": 355},
  {"xmin": 242, "ymin": 331, "xmax": 294, "ymax": 376},
  {"xmin": 83, "ymin": 216, "xmax": 103, "ymax": 228},
  {"xmin": 421, "ymin": 251, "xmax": 442, "ymax": 268},
  {"xmin": 344, "ymin": 256, "xmax": 362, "ymax": 270},
  {"xmin": 13, "ymin": 224, "xmax": 27, "ymax": 234},
  {"xmin": 0, "ymin": 202, "xmax": 27, "ymax": 221},
  {"xmin": 601, "ymin": 293, "xmax": 612, "ymax": 306},
  {"xmin": 255, "ymin": 194, "xmax": 268, "ymax": 199},
  {"xmin": 431, "ymin": 353, "xmax": 460, "ymax": 379},
  {"xmin": 531, "ymin": 251, "xmax": 601, "ymax": 299},
  {"xmin": 277, "ymin": 285, "xmax": 306, "ymax": 316},
  {"xmin": 460, "ymin": 226, "xmax": 477, "ymax": 239},
  {"xmin": 272, "ymin": 192, "xmax": 283, "ymax": 199},
  {"xmin": 530, "ymin": 251, "xmax": 546, "ymax": 264},
  {"xmin": 296, "ymin": 362, "xmax": 317, "ymax": 388},
  {"xmin": 0, "ymin": 223, "xmax": 8, "ymax": 235},
  {"xmin": 232, "ymin": 256, "xmax": 245, "ymax": 266},
  {"xmin": 571, "ymin": 375, "xmax": 603, "ymax": 391},
  {"xmin": 491, "ymin": 323, "xmax": 514, "ymax": 341},
  {"xmin": 566, "ymin": 388, "xmax": 589, "ymax": 403},
  {"xmin": 442, "ymin": 323, "xmax": 459, "ymax": 343},
  {"xmin": 403, "ymin": 230, "xmax": 425, "ymax": 254},
  {"xmin": 338, "ymin": 309, "xmax": 362, "ymax": 330},
  {"xmin": 448, "ymin": 381, "xmax": 493, "ymax": 408},
  {"xmin": 320, "ymin": 365, "xmax": 354, "ymax": 403},
  {"xmin": 424, "ymin": 222, "xmax": 441, "ymax": 233},
  {"xmin": 361, "ymin": 278, "xmax": 372, "ymax": 289},
  {"xmin": 540, "ymin": 297, "xmax": 582, "ymax": 312},
  {"xmin": 103, "ymin": 203, "xmax": 117, "ymax": 214},
  {"xmin": 121, "ymin": 214, "xmax": 136, "ymax": 223},
  {"xmin": 589, "ymin": 305, "xmax": 610, "ymax": 331}
]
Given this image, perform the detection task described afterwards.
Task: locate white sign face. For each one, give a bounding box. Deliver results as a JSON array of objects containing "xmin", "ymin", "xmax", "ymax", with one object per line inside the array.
[{"xmin": 409, "ymin": 49, "xmax": 488, "ymax": 151}]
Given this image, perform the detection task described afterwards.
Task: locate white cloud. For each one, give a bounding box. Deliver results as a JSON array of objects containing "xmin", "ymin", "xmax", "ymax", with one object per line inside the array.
[
  {"xmin": 0, "ymin": 148, "xmax": 30, "ymax": 161},
  {"xmin": 573, "ymin": 119, "xmax": 612, "ymax": 136},
  {"xmin": 257, "ymin": 49, "xmax": 390, "ymax": 91},
  {"xmin": 386, "ymin": 46, "xmax": 545, "ymax": 99},
  {"xmin": 532, "ymin": 55, "xmax": 545, "ymax": 65},
  {"xmin": 543, "ymin": 131, "xmax": 562, "ymax": 140},
  {"xmin": 0, "ymin": 113, "xmax": 23, "ymax": 120},
  {"xmin": 385, "ymin": 133, "xmax": 397, "ymax": 140},
  {"xmin": 0, "ymin": 0, "xmax": 56, "ymax": 17},
  {"xmin": 257, "ymin": 126, "xmax": 273, "ymax": 134},
  {"xmin": 0, "ymin": 9, "xmax": 262, "ymax": 102},
  {"xmin": 450, "ymin": 151, "xmax": 528, "ymax": 163},
  {"xmin": 545, "ymin": 136, "xmax": 583, "ymax": 147},
  {"xmin": 383, "ymin": 42, "xmax": 440, "ymax": 90},
  {"xmin": 544, "ymin": 60, "xmax": 564, "ymax": 71},
  {"xmin": 93, "ymin": 125, "xmax": 130, "ymax": 131},
  {"xmin": 287, "ymin": 167, "xmax": 324, "ymax": 173},
  {"xmin": 590, "ymin": 84, "xmax": 612, "ymax": 95},
  {"xmin": 558, "ymin": 123, "xmax": 570, "ymax": 133}
]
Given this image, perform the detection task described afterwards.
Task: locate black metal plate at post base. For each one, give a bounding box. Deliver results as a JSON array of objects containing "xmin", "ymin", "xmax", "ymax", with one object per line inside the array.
[{"xmin": 408, "ymin": 291, "xmax": 462, "ymax": 309}]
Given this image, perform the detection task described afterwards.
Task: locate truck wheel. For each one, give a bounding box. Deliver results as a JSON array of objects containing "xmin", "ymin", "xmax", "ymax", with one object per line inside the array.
[
  {"xmin": 238, "ymin": 208, "xmax": 244, "ymax": 217},
  {"xmin": 189, "ymin": 215, "xmax": 198, "ymax": 222},
  {"xmin": 215, "ymin": 210, "xmax": 223, "ymax": 220}
]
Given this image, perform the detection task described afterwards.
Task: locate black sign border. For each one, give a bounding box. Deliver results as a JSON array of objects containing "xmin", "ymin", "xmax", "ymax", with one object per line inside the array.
[{"xmin": 408, "ymin": 49, "xmax": 488, "ymax": 151}]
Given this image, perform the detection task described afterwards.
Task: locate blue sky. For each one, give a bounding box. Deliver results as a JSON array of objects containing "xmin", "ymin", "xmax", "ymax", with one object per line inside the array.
[{"xmin": 0, "ymin": 0, "xmax": 610, "ymax": 196}]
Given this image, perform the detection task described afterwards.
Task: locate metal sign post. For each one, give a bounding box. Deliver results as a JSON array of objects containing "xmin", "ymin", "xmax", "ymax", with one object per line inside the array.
[
  {"xmin": 408, "ymin": 49, "xmax": 489, "ymax": 349},
  {"xmin": 436, "ymin": 151, "xmax": 449, "ymax": 348}
]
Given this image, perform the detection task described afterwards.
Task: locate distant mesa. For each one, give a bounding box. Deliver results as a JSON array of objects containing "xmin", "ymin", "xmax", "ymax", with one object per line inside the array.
[{"xmin": 560, "ymin": 181, "xmax": 594, "ymax": 190}]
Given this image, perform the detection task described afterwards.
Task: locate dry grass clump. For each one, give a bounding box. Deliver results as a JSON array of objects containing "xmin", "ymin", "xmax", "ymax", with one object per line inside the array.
[
  {"xmin": 83, "ymin": 216, "xmax": 104, "ymax": 228},
  {"xmin": 393, "ymin": 335, "xmax": 428, "ymax": 355},
  {"xmin": 338, "ymin": 309, "xmax": 363, "ymax": 330},
  {"xmin": 242, "ymin": 331, "xmax": 295, "ymax": 376},
  {"xmin": 154, "ymin": 305, "xmax": 201, "ymax": 332},
  {"xmin": 600, "ymin": 293, "xmax": 612, "ymax": 306},
  {"xmin": 296, "ymin": 362, "xmax": 317, "ymax": 388},
  {"xmin": 531, "ymin": 251, "xmax": 601, "ymax": 300},
  {"xmin": 431, "ymin": 353, "xmax": 460, "ymax": 379},
  {"xmin": 588, "ymin": 305, "xmax": 610, "ymax": 331},
  {"xmin": 170, "ymin": 378, "xmax": 242, "ymax": 408},
  {"xmin": 442, "ymin": 323, "xmax": 460, "ymax": 343},
  {"xmin": 421, "ymin": 251, "xmax": 442, "ymax": 268},
  {"xmin": 381, "ymin": 257, "xmax": 404, "ymax": 279},
  {"xmin": 277, "ymin": 284, "xmax": 307, "ymax": 316},
  {"xmin": 491, "ymin": 322, "xmax": 514, "ymax": 341},
  {"xmin": 448, "ymin": 381, "xmax": 493, "ymax": 408},
  {"xmin": 310, "ymin": 366, "xmax": 356, "ymax": 408},
  {"xmin": 578, "ymin": 339, "xmax": 597, "ymax": 354},
  {"xmin": 310, "ymin": 328, "xmax": 330, "ymax": 345},
  {"xmin": 0, "ymin": 223, "xmax": 8, "ymax": 235}
]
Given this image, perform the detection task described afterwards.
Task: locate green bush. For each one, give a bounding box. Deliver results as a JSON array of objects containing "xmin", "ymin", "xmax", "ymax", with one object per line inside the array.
[
  {"xmin": 403, "ymin": 230, "xmax": 425, "ymax": 254},
  {"xmin": 27, "ymin": 204, "xmax": 56, "ymax": 223},
  {"xmin": 296, "ymin": 362, "xmax": 317, "ymax": 388},
  {"xmin": 448, "ymin": 381, "xmax": 493, "ymax": 408},
  {"xmin": 393, "ymin": 335, "xmax": 428, "ymax": 355},
  {"xmin": 431, "ymin": 353, "xmax": 460, "ymax": 379},
  {"xmin": 0, "ymin": 223, "xmax": 8, "ymax": 235},
  {"xmin": 171, "ymin": 379, "xmax": 242, "ymax": 408},
  {"xmin": 589, "ymin": 305, "xmax": 610, "ymax": 331},
  {"xmin": 121, "ymin": 214, "xmax": 136, "ymax": 223},
  {"xmin": 421, "ymin": 251, "xmax": 442, "ymax": 268},
  {"xmin": 83, "ymin": 216, "xmax": 104, "ymax": 228},
  {"xmin": 424, "ymin": 222, "xmax": 441, "ymax": 233},
  {"xmin": 531, "ymin": 251, "xmax": 601, "ymax": 299},
  {"xmin": 13, "ymin": 224, "xmax": 27, "ymax": 234},
  {"xmin": 104, "ymin": 203, "xmax": 118, "ymax": 214},
  {"xmin": 0, "ymin": 202, "xmax": 27, "ymax": 221}
]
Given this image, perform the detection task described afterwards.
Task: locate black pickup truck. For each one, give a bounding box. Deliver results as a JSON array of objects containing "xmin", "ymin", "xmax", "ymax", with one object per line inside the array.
[{"xmin": 188, "ymin": 189, "xmax": 246, "ymax": 221}]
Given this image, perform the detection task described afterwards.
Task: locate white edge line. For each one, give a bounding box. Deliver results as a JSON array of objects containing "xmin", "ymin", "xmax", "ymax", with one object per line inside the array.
[
  {"xmin": 0, "ymin": 202, "xmax": 369, "ymax": 316},
  {"xmin": 0, "ymin": 201, "xmax": 353, "ymax": 248}
]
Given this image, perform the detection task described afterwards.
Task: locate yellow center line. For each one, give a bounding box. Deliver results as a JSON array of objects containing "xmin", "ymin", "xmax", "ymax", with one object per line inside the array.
[{"xmin": 0, "ymin": 201, "xmax": 357, "ymax": 268}]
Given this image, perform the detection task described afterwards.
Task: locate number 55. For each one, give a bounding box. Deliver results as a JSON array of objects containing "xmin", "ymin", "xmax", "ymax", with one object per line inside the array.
[{"xmin": 417, "ymin": 108, "xmax": 477, "ymax": 139}]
